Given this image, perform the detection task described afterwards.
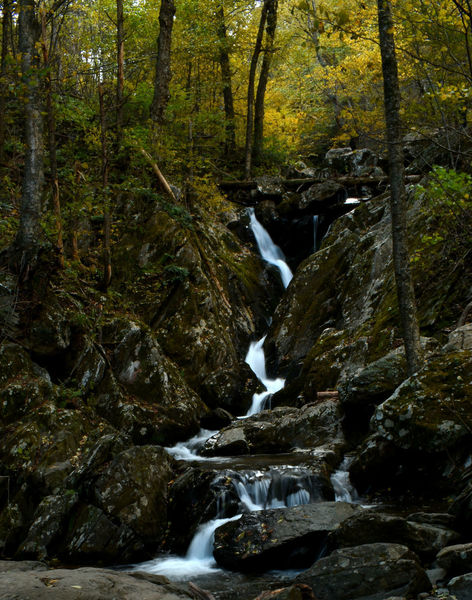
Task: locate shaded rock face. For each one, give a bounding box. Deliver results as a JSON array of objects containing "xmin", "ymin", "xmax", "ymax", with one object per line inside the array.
[
  {"xmin": 295, "ymin": 543, "xmax": 431, "ymax": 600},
  {"xmin": 437, "ymin": 543, "xmax": 472, "ymax": 577},
  {"xmin": 114, "ymin": 203, "xmax": 272, "ymax": 415},
  {"xmin": 330, "ymin": 510, "xmax": 460, "ymax": 560},
  {"xmin": 213, "ymin": 501, "xmax": 359, "ymax": 571},
  {"xmin": 201, "ymin": 398, "xmax": 345, "ymax": 457},
  {"xmin": 350, "ymin": 349, "xmax": 472, "ymax": 494}
]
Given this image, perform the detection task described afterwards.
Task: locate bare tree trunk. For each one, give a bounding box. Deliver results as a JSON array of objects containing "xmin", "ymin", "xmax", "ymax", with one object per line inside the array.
[
  {"xmin": 0, "ymin": 0, "xmax": 12, "ymax": 163},
  {"xmin": 150, "ymin": 0, "xmax": 175, "ymax": 124},
  {"xmin": 99, "ymin": 83, "xmax": 112, "ymax": 289},
  {"xmin": 41, "ymin": 10, "xmax": 64, "ymax": 268},
  {"xmin": 116, "ymin": 0, "xmax": 124, "ymax": 145},
  {"xmin": 13, "ymin": 0, "xmax": 44, "ymax": 269},
  {"xmin": 244, "ymin": 0, "xmax": 268, "ymax": 179},
  {"xmin": 377, "ymin": 0, "xmax": 422, "ymax": 375},
  {"xmin": 253, "ymin": 0, "xmax": 278, "ymax": 164},
  {"xmin": 216, "ymin": 3, "xmax": 235, "ymax": 156}
]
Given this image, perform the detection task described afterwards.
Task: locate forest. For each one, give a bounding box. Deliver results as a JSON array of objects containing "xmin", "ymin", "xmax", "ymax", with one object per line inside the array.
[{"xmin": 0, "ymin": 0, "xmax": 472, "ymax": 599}]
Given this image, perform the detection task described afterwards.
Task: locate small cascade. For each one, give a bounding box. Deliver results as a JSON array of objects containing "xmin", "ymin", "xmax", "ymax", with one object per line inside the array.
[
  {"xmin": 244, "ymin": 336, "xmax": 285, "ymax": 416},
  {"xmin": 313, "ymin": 215, "xmax": 319, "ymax": 252},
  {"xmin": 228, "ymin": 468, "xmax": 324, "ymax": 511},
  {"xmin": 330, "ymin": 457, "xmax": 359, "ymax": 503},
  {"xmin": 165, "ymin": 429, "xmax": 218, "ymax": 461},
  {"xmin": 248, "ymin": 207, "xmax": 293, "ymax": 288}
]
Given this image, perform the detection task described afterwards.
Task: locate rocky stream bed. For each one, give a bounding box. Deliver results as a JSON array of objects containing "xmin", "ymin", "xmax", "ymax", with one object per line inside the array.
[{"xmin": 1, "ymin": 147, "xmax": 472, "ymax": 599}]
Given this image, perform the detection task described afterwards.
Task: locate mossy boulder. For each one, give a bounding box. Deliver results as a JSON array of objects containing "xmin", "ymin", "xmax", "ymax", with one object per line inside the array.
[{"xmin": 350, "ymin": 349, "xmax": 472, "ymax": 494}]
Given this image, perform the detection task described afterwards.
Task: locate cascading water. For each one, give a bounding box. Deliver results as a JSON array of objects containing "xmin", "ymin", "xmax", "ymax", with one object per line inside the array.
[
  {"xmin": 313, "ymin": 215, "xmax": 319, "ymax": 252},
  {"xmin": 243, "ymin": 209, "xmax": 292, "ymax": 416},
  {"xmin": 330, "ymin": 456, "xmax": 359, "ymax": 503},
  {"xmin": 248, "ymin": 207, "xmax": 293, "ymax": 288}
]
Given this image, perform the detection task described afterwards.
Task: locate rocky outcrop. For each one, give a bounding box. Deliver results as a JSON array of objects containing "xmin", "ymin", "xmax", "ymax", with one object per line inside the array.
[
  {"xmin": 201, "ymin": 398, "xmax": 345, "ymax": 457},
  {"xmin": 329, "ymin": 510, "xmax": 460, "ymax": 559},
  {"xmin": 0, "ymin": 560, "xmax": 202, "ymax": 600},
  {"xmin": 350, "ymin": 348, "xmax": 472, "ymax": 494},
  {"xmin": 295, "ymin": 543, "xmax": 431, "ymax": 600},
  {"xmin": 437, "ymin": 543, "xmax": 472, "ymax": 577},
  {"xmin": 213, "ymin": 501, "xmax": 359, "ymax": 571}
]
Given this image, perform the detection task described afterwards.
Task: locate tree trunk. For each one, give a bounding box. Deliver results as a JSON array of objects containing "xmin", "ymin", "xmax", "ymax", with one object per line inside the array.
[
  {"xmin": 0, "ymin": 0, "xmax": 12, "ymax": 163},
  {"xmin": 216, "ymin": 3, "xmax": 235, "ymax": 156},
  {"xmin": 244, "ymin": 0, "xmax": 268, "ymax": 179},
  {"xmin": 13, "ymin": 0, "xmax": 44, "ymax": 267},
  {"xmin": 41, "ymin": 10, "xmax": 64, "ymax": 268},
  {"xmin": 253, "ymin": 0, "xmax": 278, "ymax": 164},
  {"xmin": 377, "ymin": 0, "xmax": 422, "ymax": 375},
  {"xmin": 99, "ymin": 83, "xmax": 112, "ymax": 289},
  {"xmin": 116, "ymin": 0, "xmax": 124, "ymax": 145},
  {"xmin": 150, "ymin": 0, "xmax": 175, "ymax": 124}
]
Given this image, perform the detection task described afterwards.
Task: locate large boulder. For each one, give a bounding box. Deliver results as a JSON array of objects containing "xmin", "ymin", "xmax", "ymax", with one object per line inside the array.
[
  {"xmin": 330, "ymin": 510, "xmax": 460, "ymax": 559},
  {"xmin": 437, "ymin": 543, "xmax": 472, "ymax": 577},
  {"xmin": 350, "ymin": 349, "xmax": 472, "ymax": 494},
  {"xmin": 213, "ymin": 501, "xmax": 359, "ymax": 571},
  {"xmin": 0, "ymin": 561, "xmax": 199, "ymax": 600},
  {"xmin": 295, "ymin": 542, "xmax": 431, "ymax": 600},
  {"xmin": 202, "ymin": 399, "xmax": 345, "ymax": 457}
]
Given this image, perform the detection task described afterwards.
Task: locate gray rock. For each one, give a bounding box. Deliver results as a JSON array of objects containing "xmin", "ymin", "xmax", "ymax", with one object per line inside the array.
[
  {"xmin": 296, "ymin": 543, "xmax": 431, "ymax": 600},
  {"xmin": 445, "ymin": 324, "xmax": 472, "ymax": 351},
  {"xmin": 331, "ymin": 510, "xmax": 460, "ymax": 559},
  {"xmin": 214, "ymin": 501, "xmax": 359, "ymax": 571},
  {"xmin": 0, "ymin": 562, "xmax": 197, "ymax": 600},
  {"xmin": 202, "ymin": 399, "xmax": 344, "ymax": 456},
  {"xmin": 447, "ymin": 572, "xmax": 472, "ymax": 600},
  {"xmin": 437, "ymin": 543, "xmax": 472, "ymax": 577}
]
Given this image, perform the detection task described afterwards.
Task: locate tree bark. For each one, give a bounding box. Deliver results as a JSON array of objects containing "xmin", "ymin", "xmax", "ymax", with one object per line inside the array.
[
  {"xmin": 41, "ymin": 10, "xmax": 64, "ymax": 268},
  {"xmin": 0, "ymin": 0, "xmax": 12, "ymax": 163},
  {"xmin": 216, "ymin": 3, "xmax": 235, "ymax": 156},
  {"xmin": 13, "ymin": 0, "xmax": 44, "ymax": 267},
  {"xmin": 377, "ymin": 0, "xmax": 422, "ymax": 375},
  {"xmin": 99, "ymin": 83, "xmax": 112, "ymax": 289},
  {"xmin": 150, "ymin": 0, "xmax": 175, "ymax": 124},
  {"xmin": 116, "ymin": 0, "xmax": 124, "ymax": 145},
  {"xmin": 253, "ymin": 0, "xmax": 278, "ymax": 164},
  {"xmin": 244, "ymin": 0, "xmax": 268, "ymax": 179}
]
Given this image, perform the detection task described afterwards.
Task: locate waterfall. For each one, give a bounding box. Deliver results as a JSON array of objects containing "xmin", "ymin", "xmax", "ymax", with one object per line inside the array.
[
  {"xmin": 243, "ymin": 209, "xmax": 293, "ymax": 417},
  {"xmin": 330, "ymin": 457, "xmax": 359, "ymax": 503},
  {"xmin": 244, "ymin": 336, "xmax": 285, "ymax": 416},
  {"xmin": 248, "ymin": 207, "xmax": 293, "ymax": 288},
  {"xmin": 165, "ymin": 429, "xmax": 218, "ymax": 461},
  {"xmin": 313, "ymin": 215, "xmax": 319, "ymax": 252}
]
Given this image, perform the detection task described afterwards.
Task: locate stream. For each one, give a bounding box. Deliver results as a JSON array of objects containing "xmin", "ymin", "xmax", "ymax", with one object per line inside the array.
[{"xmin": 134, "ymin": 208, "xmax": 358, "ymax": 588}]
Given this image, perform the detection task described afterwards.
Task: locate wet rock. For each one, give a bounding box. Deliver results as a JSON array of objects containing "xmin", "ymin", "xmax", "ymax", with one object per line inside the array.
[
  {"xmin": 330, "ymin": 510, "xmax": 460, "ymax": 559},
  {"xmin": 447, "ymin": 573, "xmax": 472, "ymax": 600},
  {"xmin": 449, "ymin": 481, "xmax": 472, "ymax": 536},
  {"xmin": 324, "ymin": 147, "xmax": 381, "ymax": 177},
  {"xmin": 0, "ymin": 561, "xmax": 199, "ymax": 600},
  {"xmin": 213, "ymin": 501, "xmax": 359, "ymax": 571},
  {"xmin": 437, "ymin": 543, "xmax": 472, "ymax": 577},
  {"xmin": 296, "ymin": 543, "xmax": 431, "ymax": 600},
  {"xmin": 202, "ymin": 399, "xmax": 344, "ymax": 457}
]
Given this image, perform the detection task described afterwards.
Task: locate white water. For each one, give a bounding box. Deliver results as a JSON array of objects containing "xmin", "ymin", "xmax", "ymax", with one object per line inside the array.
[
  {"xmin": 330, "ymin": 457, "xmax": 358, "ymax": 503},
  {"xmin": 136, "ymin": 515, "xmax": 241, "ymax": 580},
  {"xmin": 248, "ymin": 208, "xmax": 293, "ymax": 288},
  {"xmin": 313, "ymin": 215, "xmax": 319, "ymax": 252},
  {"xmin": 165, "ymin": 429, "xmax": 218, "ymax": 461},
  {"xmin": 244, "ymin": 336, "xmax": 285, "ymax": 416}
]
